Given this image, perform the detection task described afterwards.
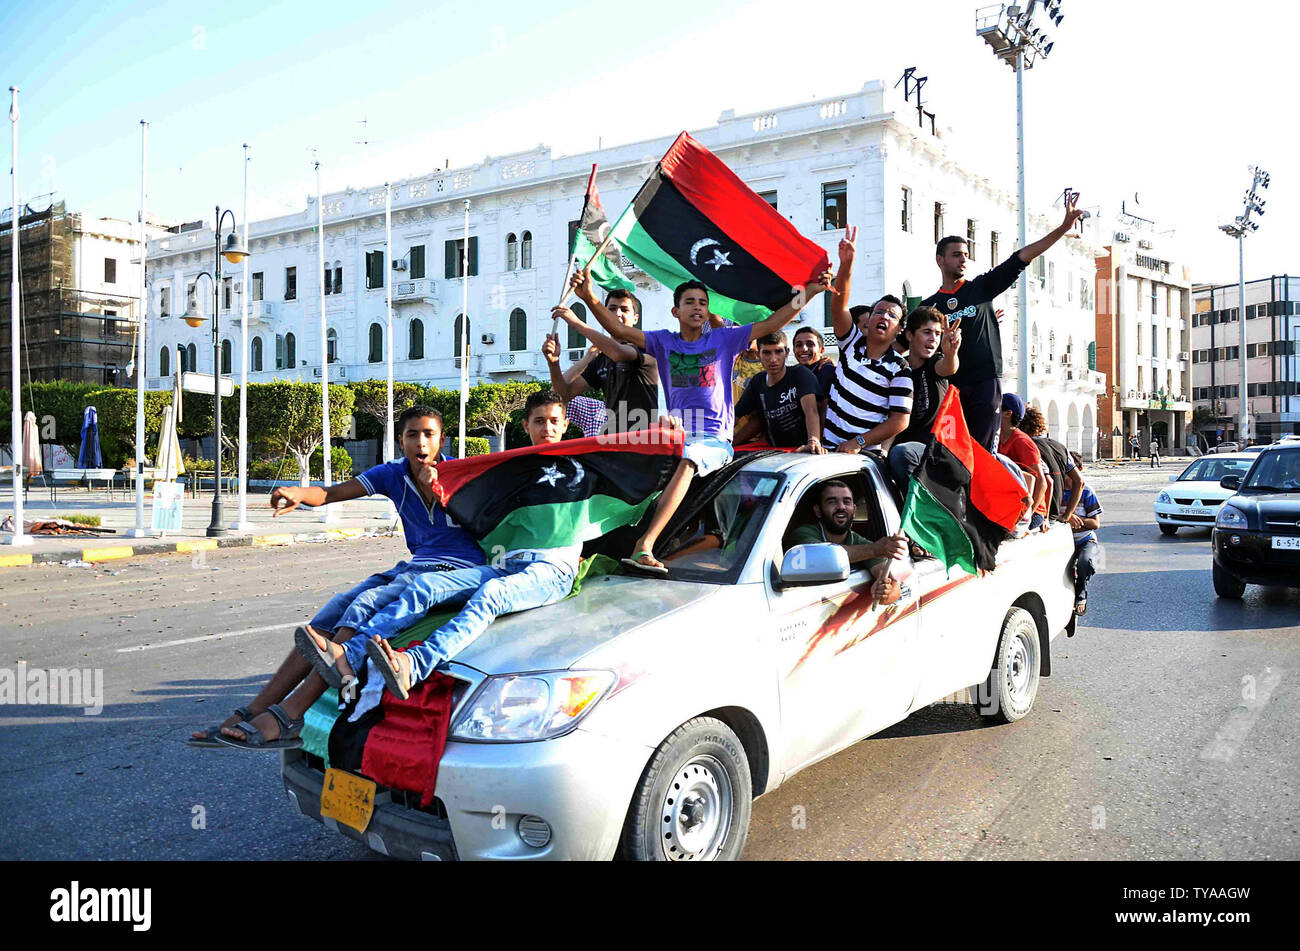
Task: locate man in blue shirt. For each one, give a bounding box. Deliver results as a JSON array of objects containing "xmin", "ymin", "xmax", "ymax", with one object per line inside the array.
[{"xmin": 1062, "ymin": 452, "xmax": 1103, "ymax": 616}]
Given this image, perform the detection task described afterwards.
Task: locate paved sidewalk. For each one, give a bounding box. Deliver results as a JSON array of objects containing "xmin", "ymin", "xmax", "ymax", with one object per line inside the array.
[{"xmin": 0, "ymin": 486, "xmax": 400, "ymax": 567}]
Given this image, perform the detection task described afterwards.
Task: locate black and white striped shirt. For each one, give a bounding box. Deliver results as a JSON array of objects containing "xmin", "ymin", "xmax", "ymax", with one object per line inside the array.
[{"xmin": 823, "ymin": 325, "xmax": 913, "ymax": 448}]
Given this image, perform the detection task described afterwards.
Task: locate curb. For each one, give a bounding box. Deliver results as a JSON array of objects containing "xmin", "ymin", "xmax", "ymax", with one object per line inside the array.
[{"xmin": 1, "ymin": 526, "xmax": 395, "ymax": 568}]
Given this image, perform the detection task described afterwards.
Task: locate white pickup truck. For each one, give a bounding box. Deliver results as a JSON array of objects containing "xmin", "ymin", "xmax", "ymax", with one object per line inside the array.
[{"xmin": 282, "ymin": 449, "xmax": 1078, "ymax": 860}]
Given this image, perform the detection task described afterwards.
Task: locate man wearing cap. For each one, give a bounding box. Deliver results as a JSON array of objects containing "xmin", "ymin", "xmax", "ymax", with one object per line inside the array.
[{"xmin": 998, "ymin": 392, "xmax": 1049, "ymax": 532}]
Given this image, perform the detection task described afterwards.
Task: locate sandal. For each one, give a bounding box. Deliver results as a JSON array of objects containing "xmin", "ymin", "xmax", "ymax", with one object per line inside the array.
[
  {"xmin": 187, "ymin": 705, "xmax": 255, "ymax": 748},
  {"xmin": 294, "ymin": 624, "xmax": 346, "ymax": 689},
  {"xmin": 216, "ymin": 704, "xmax": 304, "ymax": 751},
  {"xmin": 620, "ymin": 550, "xmax": 668, "ymax": 578},
  {"xmin": 1074, "ymin": 597, "xmax": 1087, "ymax": 617},
  {"xmin": 365, "ymin": 638, "xmax": 414, "ymax": 701}
]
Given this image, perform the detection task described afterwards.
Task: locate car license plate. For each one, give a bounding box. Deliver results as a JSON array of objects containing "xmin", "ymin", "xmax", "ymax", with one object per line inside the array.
[
  {"xmin": 320, "ymin": 768, "xmax": 376, "ymax": 833},
  {"xmin": 1177, "ymin": 507, "xmax": 1211, "ymax": 516},
  {"xmin": 1270, "ymin": 536, "xmax": 1300, "ymax": 550}
]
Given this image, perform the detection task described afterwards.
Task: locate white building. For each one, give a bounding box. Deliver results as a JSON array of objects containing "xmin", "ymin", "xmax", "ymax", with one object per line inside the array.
[{"xmin": 144, "ymin": 79, "xmax": 1104, "ymax": 454}]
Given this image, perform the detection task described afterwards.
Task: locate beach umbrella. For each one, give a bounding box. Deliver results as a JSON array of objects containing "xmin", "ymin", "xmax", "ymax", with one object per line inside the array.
[
  {"xmin": 21, "ymin": 411, "xmax": 41, "ymax": 478},
  {"xmin": 77, "ymin": 406, "xmax": 103, "ymax": 469},
  {"xmin": 156, "ymin": 404, "xmax": 185, "ymax": 481}
]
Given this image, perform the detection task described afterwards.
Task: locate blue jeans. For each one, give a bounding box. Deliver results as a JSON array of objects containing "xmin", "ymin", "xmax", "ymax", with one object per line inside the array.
[
  {"xmin": 888, "ymin": 441, "xmax": 927, "ymax": 488},
  {"xmin": 342, "ymin": 556, "xmax": 577, "ymax": 683},
  {"xmin": 1069, "ymin": 540, "xmax": 1099, "ymax": 599},
  {"xmin": 310, "ymin": 562, "xmax": 470, "ymax": 633}
]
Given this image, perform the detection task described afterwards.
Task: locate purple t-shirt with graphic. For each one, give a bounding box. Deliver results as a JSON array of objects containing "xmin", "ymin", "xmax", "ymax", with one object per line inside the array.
[{"xmin": 643, "ymin": 324, "xmax": 753, "ymax": 438}]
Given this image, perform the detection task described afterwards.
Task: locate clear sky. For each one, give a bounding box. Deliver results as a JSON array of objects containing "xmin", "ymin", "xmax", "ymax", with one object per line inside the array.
[{"xmin": 3, "ymin": 0, "xmax": 1296, "ymax": 286}]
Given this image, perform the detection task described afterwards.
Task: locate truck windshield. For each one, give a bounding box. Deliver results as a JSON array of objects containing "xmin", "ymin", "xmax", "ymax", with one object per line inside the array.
[{"xmin": 659, "ymin": 471, "xmax": 784, "ymax": 584}]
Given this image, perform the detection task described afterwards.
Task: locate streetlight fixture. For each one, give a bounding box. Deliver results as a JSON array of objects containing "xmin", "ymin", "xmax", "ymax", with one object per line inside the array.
[
  {"xmin": 181, "ymin": 205, "xmax": 247, "ymax": 537},
  {"xmin": 1219, "ymin": 165, "xmax": 1269, "ymax": 445},
  {"xmin": 975, "ymin": 0, "xmax": 1065, "ymax": 401}
]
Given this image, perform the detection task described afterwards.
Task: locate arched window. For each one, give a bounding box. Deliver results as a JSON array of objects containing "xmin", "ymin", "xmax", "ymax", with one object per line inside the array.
[
  {"xmin": 332, "ymin": 260, "xmax": 342, "ymax": 295},
  {"xmin": 567, "ymin": 302, "xmax": 587, "ymax": 350},
  {"xmin": 408, "ymin": 319, "xmax": 424, "ymax": 360},
  {"xmin": 221, "ymin": 338, "xmax": 232, "ymax": 375},
  {"xmin": 505, "ymin": 233, "xmax": 518, "ymax": 272},
  {"xmin": 520, "ymin": 230, "xmax": 533, "ymax": 269},
  {"xmin": 454, "ymin": 313, "xmax": 470, "ymax": 358},
  {"xmin": 251, "ymin": 336, "xmax": 263, "ymax": 372},
  {"xmin": 285, "ymin": 333, "xmax": 296, "ymax": 369},
  {"xmin": 159, "ymin": 346, "xmax": 170, "ymax": 377},
  {"xmin": 326, "ymin": 327, "xmax": 338, "ymax": 364},
  {"xmin": 368, "ymin": 322, "xmax": 383, "ymax": 363},
  {"xmin": 186, "ymin": 343, "xmax": 197, "ymax": 372},
  {"xmin": 509, "ymin": 308, "xmax": 527, "ymax": 352}
]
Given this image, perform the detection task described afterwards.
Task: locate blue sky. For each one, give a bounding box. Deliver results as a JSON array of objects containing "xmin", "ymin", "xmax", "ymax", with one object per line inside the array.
[{"xmin": 2, "ymin": 0, "xmax": 1295, "ymax": 284}]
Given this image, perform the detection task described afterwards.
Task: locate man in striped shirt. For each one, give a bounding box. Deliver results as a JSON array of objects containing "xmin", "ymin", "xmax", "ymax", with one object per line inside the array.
[{"xmin": 823, "ymin": 225, "xmax": 913, "ymax": 452}]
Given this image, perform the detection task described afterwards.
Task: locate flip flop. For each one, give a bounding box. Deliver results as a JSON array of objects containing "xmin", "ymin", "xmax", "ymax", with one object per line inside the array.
[
  {"xmin": 365, "ymin": 638, "xmax": 414, "ymax": 700},
  {"xmin": 294, "ymin": 624, "xmax": 345, "ymax": 689},
  {"xmin": 621, "ymin": 551, "xmax": 668, "ymax": 578},
  {"xmin": 216, "ymin": 704, "xmax": 304, "ymax": 751},
  {"xmin": 1074, "ymin": 598, "xmax": 1087, "ymax": 617},
  {"xmin": 186, "ymin": 705, "xmax": 255, "ymax": 748}
]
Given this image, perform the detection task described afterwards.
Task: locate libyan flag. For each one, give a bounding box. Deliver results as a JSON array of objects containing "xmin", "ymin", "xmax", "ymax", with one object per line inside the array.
[
  {"xmin": 572, "ymin": 164, "xmax": 635, "ymax": 293},
  {"xmin": 610, "ymin": 132, "xmax": 830, "ymax": 324},
  {"xmin": 432, "ymin": 424, "xmax": 684, "ymax": 557},
  {"xmin": 900, "ymin": 388, "xmax": 1029, "ymax": 574}
]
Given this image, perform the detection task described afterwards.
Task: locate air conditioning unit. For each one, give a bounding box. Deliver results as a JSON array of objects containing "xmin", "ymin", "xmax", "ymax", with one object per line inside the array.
[
  {"xmin": 567, "ymin": 349, "xmax": 585, "ymax": 361},
  {"xmin": 481, "ymin": 333, "xmax": 495, "ymax": 345},
  {"xmin": 391, "ymin": 258, "xmax": 408, "ymax": 271}
]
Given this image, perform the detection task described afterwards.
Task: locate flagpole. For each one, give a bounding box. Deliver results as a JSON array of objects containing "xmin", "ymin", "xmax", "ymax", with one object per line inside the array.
[
  {"xmin": 458, "ymin": 198, "xmax": 469, "ymax": 458},
  {"xmin": 384, "ymin": 182, "xmax": 394, "ymax": 462},
  {"xmin": 129, "ymin": 119, "xmax": 149, "ymax": 538},
  {"xmin": 5, "ymin": 86, "xmax": 29, "ymax": 547},
  {"xmin": 553, "ymin": 164, "xmax": 600, "ymax": 337}
]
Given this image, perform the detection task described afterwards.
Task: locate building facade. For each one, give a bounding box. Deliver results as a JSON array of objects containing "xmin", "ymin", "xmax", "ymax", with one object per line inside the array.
[
  {"xmin": 145, "ymin": 80, "xmax": 1104, "ymax": 455},
  {"xmin": 1190, "ymin": 275, "xmax": 1300, "ymax": 445},
  {"xmin": 1093, "ymin": 224, "xmax": 1194, "ymax": 459}
]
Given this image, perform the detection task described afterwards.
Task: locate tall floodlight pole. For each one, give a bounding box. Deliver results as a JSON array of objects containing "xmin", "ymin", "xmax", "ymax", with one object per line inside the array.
[
  {"xmin": 384, "ymin": 182, "xmax": 394, "ymax": 462},
  {"xmin": 129, "ymin": 120, "xmax": 149, "ymax": 537},
  {"xmin": 1219, "ymin": 165, "xmax": 1269, "ymax": 444},
  {"xmin": 975, "ymin": 0, "xmax": 1065, "ymax": 399},
  {"xmin": 5, "ymin": 86, "xmax": 29, "ymax": 547},
  {"xmin": 316, "ymin": 159, "xmax": 334, "ymax": 520},
  {"xmin": 235, "ymin": 144, "xmax": 253, "ymax": 531},
  {"xmin": 459, "ymin": 199, "xmax": 469, "ymax": 458}
]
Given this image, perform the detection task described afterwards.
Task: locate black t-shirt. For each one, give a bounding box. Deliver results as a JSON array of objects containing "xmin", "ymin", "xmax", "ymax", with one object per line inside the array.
[
  {"xmin": 580, "ymin": 349, "xmax": 659, "ymax": 433},
  {"xmin": 735, "ymin": 364, "xmax": 819, "ymax": 446},
  {"xmin": 808, "ymin": 358, "xmax": 838, "ymax": 398},
  {"xmin": 896, "ymin": 355, "xmax": 951, "ymax": 444},
  {"xmin": 920, "ymin": 252, "xmax": 1027, "ymax": 390}
]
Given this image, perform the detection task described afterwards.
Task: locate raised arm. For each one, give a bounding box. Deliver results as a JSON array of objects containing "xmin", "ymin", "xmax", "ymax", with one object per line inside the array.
[
  {"xmin": 572, "ymin": 268, "xmax": 646, "ymax": 349},
  {"xmin": 551, "ymin": 305, "xmax": 640, "ymax": 363},
  {"xmin": 541, "ymin": 333, "xmax": 593, "ymax": 401},
  {"xmin": 936, "ymin": 316, "xmax": 962, "ymax": 378},
  {"xmin": 749, "ymin": 268, "xmax": 833, "ymax": 341},
  {"xmin": 1017, "ymin": 191, "xmax": 1086, "ymax": 265},
  {"xmin": 830, "ymin": 225, "xmax": 857, "ymax": 339}
]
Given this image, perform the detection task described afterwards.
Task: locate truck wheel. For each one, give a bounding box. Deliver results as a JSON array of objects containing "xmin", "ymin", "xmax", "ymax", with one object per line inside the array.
[
  {"xmin": 619, "ymin": 717, "xmax": 751, "ymax": 861},
  {"xmin": 979, "ymin": 607, "xmax": 1040, "ymax": 724},
  {"xmin": 1213, "ymin": 562, "xmax": 1246, "ymax": 599},
  {"xmin": 1159, "ymin": 524, "xmax": 1178, "ymax": 536}
]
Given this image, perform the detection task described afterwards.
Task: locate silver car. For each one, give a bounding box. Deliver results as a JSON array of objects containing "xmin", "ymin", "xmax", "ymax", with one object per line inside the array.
[{"xmin": 282, "ymin": 451, "xmax": 1077, "ymax": 860}]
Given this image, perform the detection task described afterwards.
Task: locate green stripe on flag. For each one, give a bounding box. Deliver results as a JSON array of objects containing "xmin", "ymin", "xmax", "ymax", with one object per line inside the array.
[
  {"xmin": 573, "ymin": 231, "xmax": 634, "ymax": 293},
  {"xmin": 479, "ymin": 491, "xmax": 660, "ymax": 557},
  {"xmin": 900, "ymin": 479, "xmax": 977, "ymax": 576}
]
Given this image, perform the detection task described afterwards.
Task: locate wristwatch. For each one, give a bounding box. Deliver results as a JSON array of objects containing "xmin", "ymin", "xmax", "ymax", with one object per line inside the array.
[{"xmin": 855, "ymin": 434, "xmax": 867, "ymax": 447}]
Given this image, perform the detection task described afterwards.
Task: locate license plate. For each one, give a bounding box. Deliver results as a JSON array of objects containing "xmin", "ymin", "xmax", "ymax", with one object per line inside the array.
[
  {"xmin": 320, "ymin": 768, "xmax": 376, "ymax": 833},
  {"xmin": 1270, "ymin": 536, "xmax": 1300, "ymax": 550},
  {"xmin": 1177, "ymin": 507, "xmax": 1211, "ymax": 516}
]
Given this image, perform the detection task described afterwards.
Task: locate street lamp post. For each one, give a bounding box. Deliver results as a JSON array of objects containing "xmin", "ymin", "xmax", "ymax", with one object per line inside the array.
[
  {"xmin": 184, "ymin": 207, "xmax": 248, "ymax": 537},
  {"xmin": 1219, "ymin": 165, "xmax": 1269, "ymax": 445}
]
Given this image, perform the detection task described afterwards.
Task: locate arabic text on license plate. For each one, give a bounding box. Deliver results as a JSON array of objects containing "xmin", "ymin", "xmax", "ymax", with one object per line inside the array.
[
  {"xmin": 320, "ymin": 768, "xmax": 376, "ymax": 833},
  {"xmin": 1270, "ymin": 536, "xmax": 1300, "ymax": 550},
  {"xmin": 1177, "ymin": 507, "xmax": 1211, "ymax": 516}
]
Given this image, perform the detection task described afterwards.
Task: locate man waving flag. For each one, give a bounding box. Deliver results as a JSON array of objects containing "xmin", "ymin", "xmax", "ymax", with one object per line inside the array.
[{"xmin": 611, "ymin": 132, "xmax": 830, "ymax": 324}]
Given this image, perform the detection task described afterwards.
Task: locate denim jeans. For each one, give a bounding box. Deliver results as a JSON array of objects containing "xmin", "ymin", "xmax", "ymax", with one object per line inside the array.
[
  {"xmin": 310, "ymin": 561, "xmax": 412, "ymax": 632},
  {"xmin": 1069, "ymin": 540, "xmax": 1099, "ymax": 599},
  {"xmin": 342, "ymin": 556, "xmax": 577, "ymax": 684},
  {"xmin": 888, "ymin": 441, "xmax": 927, "ymax": 489},
  {"xmin": 310, "ymin": 562, "xmax": 468, "ymax": 634}
]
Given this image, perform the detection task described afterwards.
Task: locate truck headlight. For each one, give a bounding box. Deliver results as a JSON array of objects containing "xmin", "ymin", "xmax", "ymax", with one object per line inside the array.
[
  {"xmin": 1216, "ymin": 505, "xmax": 1247, "ymax": 529},
  {"xmin": 1156, "ymin": 491, "xmax": 1171, "ymax": 504},
  {"xmin": 450, "ymin": 670, "xmax": 617, "ymax": 742}
]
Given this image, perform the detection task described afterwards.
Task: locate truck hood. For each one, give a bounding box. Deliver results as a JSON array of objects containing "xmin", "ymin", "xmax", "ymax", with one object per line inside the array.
[{"xmin": 450, "ymin": 574, "xmax": 721, "ymax": 675}]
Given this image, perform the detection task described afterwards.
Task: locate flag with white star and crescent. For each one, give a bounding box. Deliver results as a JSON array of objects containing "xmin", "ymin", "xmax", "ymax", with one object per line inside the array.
[{"xmin": 610, "ymin": 132, "xmax": 831, "ymax": 324}]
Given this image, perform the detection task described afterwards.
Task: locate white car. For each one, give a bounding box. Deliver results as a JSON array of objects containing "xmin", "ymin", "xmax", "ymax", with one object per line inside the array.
[{"xmin": 1154, "ymin": 453, "xmax": 1256, "ymax": 535}]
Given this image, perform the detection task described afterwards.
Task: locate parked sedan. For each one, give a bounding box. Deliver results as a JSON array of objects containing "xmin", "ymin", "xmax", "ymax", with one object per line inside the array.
[
  {"xmin": 1212, "ymin": 444, "xmax": 1300, "ymax": 598},
  {"xmin": 1154, "ymin": 453, "xmax": 1255, "ymax": 535}
]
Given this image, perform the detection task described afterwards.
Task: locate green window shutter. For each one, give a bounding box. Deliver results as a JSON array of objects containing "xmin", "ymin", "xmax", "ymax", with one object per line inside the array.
[
  {"xmin": 410, "ymin": 245, "xmax": 425, "ymax": 279},
  {"xmin": 445, "ymin": 240, "xmax": 456, "ymax": 279},
  {"xmin": 468, "ymin": 236, "xmax": 478, "ymax": 276},
  {"xmin": 1088, "ymin": 341, "xmax": 1096, "ymax": 371}
]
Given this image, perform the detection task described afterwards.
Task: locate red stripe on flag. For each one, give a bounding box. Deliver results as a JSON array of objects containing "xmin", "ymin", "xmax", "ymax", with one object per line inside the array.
[
  {"xmin": 659, "ymin": 132, "xmax": 829, "ymax": 287},
  {"xmin": 930, "ymin": 388, "xmax": 975, "ymax": 474},
  {"xmin": 931, "ymin": 387, "xmax": 1023, "ymax": 533}
]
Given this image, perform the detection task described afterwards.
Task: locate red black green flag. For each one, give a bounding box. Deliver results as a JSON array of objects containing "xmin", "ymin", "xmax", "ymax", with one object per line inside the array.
[
  {"xmin": 610, "ymin": 132, "xmax": 830, "ymax": 323},
  {"xmin": 900, "ymin": 388, "xmax": 1029, "ymax": 574},
  {"xmin": 572, "ymin": 164, "xmax": 635, "ymax": 293}
]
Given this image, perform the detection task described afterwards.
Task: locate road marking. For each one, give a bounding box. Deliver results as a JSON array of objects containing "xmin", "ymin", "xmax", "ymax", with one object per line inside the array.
[
  {"xmin": 1199, "ymin": 668, "xmax": 1284, "ymax": 764},
  {"xmin": 116, "ymin": 621, "xmax": 298, "ymax": 653}
]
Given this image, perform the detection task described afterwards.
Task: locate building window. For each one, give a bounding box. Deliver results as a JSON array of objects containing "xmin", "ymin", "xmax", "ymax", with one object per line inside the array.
[
  {"xmin": 966, "ymin": 219, "xmax": 977, "ymax": 259},
  {"xmin": 567, "ymin": 302, "xmax": 587, "ymax": 350},
  {"xmin": 285, "ymin": 267, "xmax": 297, "ymax": 301},
  {"xmin": 1136, "ymin": 325, "xmax": 1142, "ymax": 356},
  {"xmin": 409, "ymin": 318, "xmax": 424, "ymax": 360},
  {"xmin": 444, "ymin": 237, "xmax": 478, "ymax": 278},
  {"xmin": 186, "ymin": 282, "xmax": 197, "ymax": 313},
  {"xmin": 1033, "ymin": 255, "xmax": 1046, "ymax": 288},
  {"xmin": 159, "ymin": 286, "xmax": 170, "ymax": 317},
  {"xmin": 409, "ymin": 244, "xmax": 425, "ymax": 279},
  {"xmin": 759, "ymin": 190, "xmax": 779, "ymax": 211},
  {"xmin": 1048, "ymin": 261, "xmax": 1056, "ymax": 297},
  {"xmin": 221, "ymin": 339, "xmax": 232, "ymax": 375},
  {"xmin": 159, "ymin": 346, "xmax": 170, "ymax": 377},
  {"xmin": 520, "ymin": 231, "xmax": 532, "ymax": 270},
  {"xmin": 1151, "ymin": 325, "xmax": 1158, "ymax": 358},
  {"xmin": 505, "ymin": 233, "xmax": 518, "ymax": 272},
  {"xmin": 104, "ymin": 258, "xmax": 117, "ymax": 284},
  {"xmin": 276, "ymin": 334, "xmax": 285, "ymax": 370},
  {"xmin": 251, "ymin": 272, "xmax": 263, "ymax": 302},
  {"xmin": 223, "ymin": 277, "xmax": 233, "ymax": 310},
  {"xmin": 991, "ymin": 231, "xmax": 1000, "ymax": 263},
  {"xmin": 333, "ymin": 263, "xmax": 343, "ymax": 295},
  {"xmin": 1150, "ymin": 282, "xmax": 1158, "ymax": 315},
  {"xmin": 103, "ymin": 364, "xmax": 117, "ymax": 385},
  {"xmin": 326, "ymin": 328, "xmax": 338, "ymax": 364},
  {"xmin": 285, "ymin": 332, "xmax": 296, "ymax": 368},
  {"xmin": 323, "ymin": 265, "xmax": 331, "ymax": 296},
  {"xmin": 900, "ymin": 187, "xmax": 912, "ymax": 232},
  {"xmin": 509, "ymin": 308, "xmax": 527, "ymax": 351},
  {"xmin": 186, "ymin": 343, "xmax": 197, "ymax": 373},
  {"xmin": 454, "ymin": 313, "xmax": 471, "ymax": 357},
  {"xmin": 366, "ymin": 250, "xmax": 384, "ymax": 290},
  {"xmin": 251, "ymin": 336, "xmax": 263, "ymax": 372},
  {"xmin": 821, "ymin": 181, "xmax": 847, "ymax": 231},
  {"xmin": 368, "ymin": 323, "xmax": 383, "ymax": 363}
]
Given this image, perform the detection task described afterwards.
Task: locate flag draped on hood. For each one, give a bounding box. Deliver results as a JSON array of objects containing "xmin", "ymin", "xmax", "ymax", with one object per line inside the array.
[
  {"xmin": 571, "ymin": 164, "xmax": 635, "ymax": 293},
  {"xmin": 900, "ymin": 388, "xmax": 1029, "ymax": 574},
  {"xmin": 610, "ymin": 132, "xmax": 830, "ymax": 324}
]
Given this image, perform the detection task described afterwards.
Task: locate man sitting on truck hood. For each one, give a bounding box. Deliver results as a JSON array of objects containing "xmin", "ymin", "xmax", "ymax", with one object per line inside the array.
[{"xmin": 788, "ymin": 480, "xmax": 907, "ymax": 606}]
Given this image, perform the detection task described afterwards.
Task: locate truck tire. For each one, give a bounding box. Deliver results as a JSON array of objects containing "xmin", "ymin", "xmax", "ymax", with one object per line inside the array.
[
  {"xmin": 979, "ymin": 607, "xmax": 1041, "ymax": 724},
  {"xmin": 1213, "ymin": 562, "xmax": 1246, "ymax": 599},
  {"xmin": 618, "ymin": 717, "xmax": 751, "ymax": 861}
]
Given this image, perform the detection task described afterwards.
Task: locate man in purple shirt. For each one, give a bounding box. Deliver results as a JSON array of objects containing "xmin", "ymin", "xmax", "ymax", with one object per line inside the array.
[{"xmin": 573, "ymin": 265, "xmax": 830, "ymax": 574}]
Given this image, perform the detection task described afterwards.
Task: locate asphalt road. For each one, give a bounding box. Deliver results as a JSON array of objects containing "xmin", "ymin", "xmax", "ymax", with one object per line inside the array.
[{"xmin": 1, "ymin": 464, "xmax": 1295, "ymax": 861}]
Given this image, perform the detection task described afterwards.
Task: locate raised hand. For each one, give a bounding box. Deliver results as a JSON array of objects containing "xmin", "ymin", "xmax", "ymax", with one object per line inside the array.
[
  {"xmin": 569, "ymin": 267, "xmax": 597, "ymax": 303},
  {"xmin": 942, "ymin": 316, "xmax": 962, "ymax": 352},
  {"xmin": 1062, "ymin": 191, "xmax": 1085, "ymax": 230},
  {"xmin": 542, "ymin": 333, "xmax": 561, "ymax": 366},
  {"xmin": 838, "ymin": 224, "xmax": 858, "ymax": 267}
]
